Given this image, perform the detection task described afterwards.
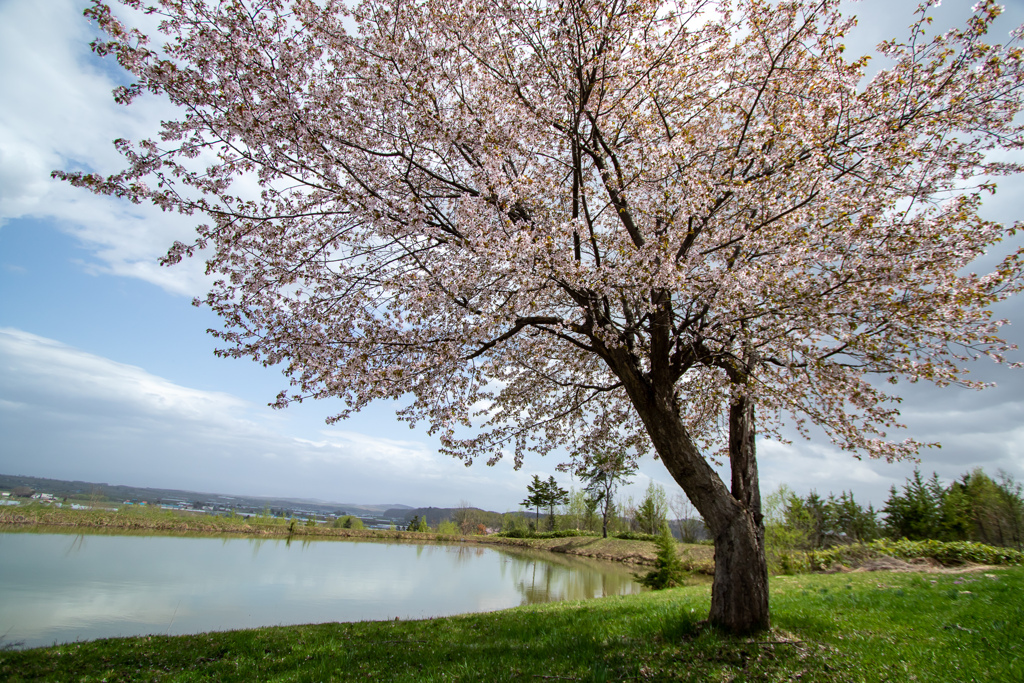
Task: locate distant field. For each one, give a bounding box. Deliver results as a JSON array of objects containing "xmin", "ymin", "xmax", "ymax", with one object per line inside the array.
[{"xmin": 2, "ymin": 567, "xmax": 1020, "ymax": 681}]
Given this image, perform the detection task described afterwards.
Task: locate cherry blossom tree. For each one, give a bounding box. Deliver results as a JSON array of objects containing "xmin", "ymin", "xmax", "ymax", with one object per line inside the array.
[{"xmin": 60, "ymin": 0, "xmax": 1024, "ymax": 632}]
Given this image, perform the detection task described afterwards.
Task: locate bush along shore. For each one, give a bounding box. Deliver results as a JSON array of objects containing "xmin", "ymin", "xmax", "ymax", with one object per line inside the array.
[{"xmin": 2, "ymin": 568, "xmax": 1022, "ymax": 681}]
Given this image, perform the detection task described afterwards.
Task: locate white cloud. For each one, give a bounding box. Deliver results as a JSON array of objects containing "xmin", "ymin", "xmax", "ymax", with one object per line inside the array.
[
  {"xmin": 0, "ymin": 328, "xmax": 250, "ymax": 422},
  {"xmin": 0, "ymin": 0, "xmax": 210, "ymax": 296},
  {"xmin": 0, "ymin": 328, "xmax": 545, "ymax": 507},
  {"xmin": 296, "ymin": 432, "xmax": 437, "ymax": 468}
]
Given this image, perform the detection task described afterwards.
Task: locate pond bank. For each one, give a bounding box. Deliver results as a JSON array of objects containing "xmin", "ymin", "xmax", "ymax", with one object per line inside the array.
[{"xmin": 0, "ymin": 506, "xmax": 716, "ymax": 572}]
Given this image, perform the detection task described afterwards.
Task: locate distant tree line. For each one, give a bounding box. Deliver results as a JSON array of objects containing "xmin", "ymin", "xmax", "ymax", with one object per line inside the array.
[
  {"xmin": 504, "ymin": 465, "xmax": 1023, "ymax": 555},
  {"xmin": 507, "ymin": 466, "xmax": 709, "ymax": 542},
  {"xmin": 399, "ymin": 465, "xmax": 1022, "ymax": 552},
  {"xmin": 766, "ymin": 468, "xmax": 1024, "ymax": 555}
]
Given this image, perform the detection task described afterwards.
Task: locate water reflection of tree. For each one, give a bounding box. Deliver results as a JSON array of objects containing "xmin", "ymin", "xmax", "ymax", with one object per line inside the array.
[
  {"xmin": 64, "ymin": 533, "xmax": 87, "ymax": 556},
  {"xmin": 497, "ymin": 549, "xmax": 642, "ymax": 605},
  {"xmin": 232, "ymin": 536, "xmax": 644, "ymax": 606},
  {"xmin": 443, "ymin": 545, "xmax": 486, "ymax": 567}
]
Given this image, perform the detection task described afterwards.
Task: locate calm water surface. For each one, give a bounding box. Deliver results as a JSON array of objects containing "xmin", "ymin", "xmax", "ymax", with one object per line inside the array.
[{"xmin": 0, "ymin": 531, "xmax": 643, "ymax": 649}]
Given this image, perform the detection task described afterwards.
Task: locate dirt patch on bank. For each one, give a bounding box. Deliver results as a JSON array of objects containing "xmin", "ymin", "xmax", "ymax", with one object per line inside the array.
[{"xmin": 477, "ymin": 535, "xmax": 717, "ymax": 572}]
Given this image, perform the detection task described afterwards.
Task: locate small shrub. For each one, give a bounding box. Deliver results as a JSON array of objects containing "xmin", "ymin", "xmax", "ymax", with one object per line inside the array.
[
  {"xmin": 496, "ymin": 527, "xmax": 533, "ymax": 538},
  {"xmin": 495, "ymin": 528, "xmax": 599, "ymax": 539},
  {"xmin": 796, "ymin": 539, "xmax": 1024, "ymax": 573},
  {"xmin": 500, "ymin": 512, "xmax": 528, "ymax": 535},
  {"xmin": 636, "ymin": 525, "xmax": 687, "ymax": 589},
  {"xmin": 870, "ymin": 538, "xmax": 1024, "ymax": 566},
  {"xmin": 614, "ymin": 531, "xmax": 659, "ymax": 542},
  {"xmin": 534, "ymin": 529, "xmax": 596, "ymax": 539},
  {"xmin": 436, "ymin": 520, "xmax": 459, "ymax": 535},
  {"xmin": 806, "ymin": 544, "xmax": 874, "ymax": 571},
  {"xmin": 536, "ymin": 529, "xmax": 597, "ymax": 539},
  {"xmin": 776, "ymin": 551, "xmax": 809, "ymax": 575},
  {"xmin": 332, "ymin": 515, "xmax": 364, "ymax": 530}
]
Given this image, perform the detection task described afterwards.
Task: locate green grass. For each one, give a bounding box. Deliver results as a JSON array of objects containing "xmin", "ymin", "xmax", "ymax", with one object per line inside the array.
[
  {"xmin": 770, "ymin": 570, "xmax": 1023, "ymax": 682},
  {"xmin": 3, "ymin": 568, "xmax": 1021, "ymax": 682}
]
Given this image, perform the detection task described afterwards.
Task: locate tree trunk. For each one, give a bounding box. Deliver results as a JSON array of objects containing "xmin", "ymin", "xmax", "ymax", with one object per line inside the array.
[
  {"xmin": 709, "ymin": 509, "xmax": 769, "ymax": 632},
  {"xmin": 610, "ymin": 353, "xmax": 770, "ymax": 634},
  {"xmin": 711, "ymin": 395, "xmax": 770, "ymax": 632}
]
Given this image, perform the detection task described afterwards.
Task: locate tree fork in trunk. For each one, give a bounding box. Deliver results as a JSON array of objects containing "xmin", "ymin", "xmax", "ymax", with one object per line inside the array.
[{"xmin": 613, "ymin": 359, "xmax": 770, "ymax": 634}]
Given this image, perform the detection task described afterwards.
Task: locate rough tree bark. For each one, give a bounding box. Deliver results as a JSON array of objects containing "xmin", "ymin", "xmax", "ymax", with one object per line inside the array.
[{"xmin": 711, "ymin": 395, "xmax": 769, "ymax": 632}]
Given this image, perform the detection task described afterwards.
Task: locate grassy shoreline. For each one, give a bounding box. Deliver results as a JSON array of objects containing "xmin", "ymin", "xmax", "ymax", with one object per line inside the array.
[
  {"xmin": 0, "ymin": 506, "xmax": 716, "ymax": 571},
  {"xmin": 2, "ymin": 568, "xmax": 1021, "ymax": 681}
]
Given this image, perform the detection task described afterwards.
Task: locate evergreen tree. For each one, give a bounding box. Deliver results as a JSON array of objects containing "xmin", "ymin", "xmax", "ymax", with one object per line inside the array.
[
  {"xmin": 803, "ymin": 493, "xmax": 828, "ymax": 548},
  {"xmin": 775, "ymin": 488, "xmax": 877, "ymax": 549},
  {"xmin": 543, "ymin": 476, "xmax": 569, "ymax": 531},
  {"xmin": 637, "ymin": 523, "xmax": 687, "ymax": 590},
  {"xmin": 961, "ymin": 468, "xmax": 1024, "ymax": 548},
  {"xmin": 883, "ymin": 469, "xmax": 944, "ymax": 540},
  {"xmin": 940, "ymin": 481, "xmax": 973, "ymax": 541},
  {"xmin": 521, "ymin": 475, "xmax": 547, "ymax": 529},
  {"xmin": 995, "ymin": 471, "xmax": 1024, "ymax": 551},
  {"xmin": 828, "ymin": 491, "xmax": 878, "ymax": 544},
  {"xmin": 782, "ymin": 493, "xmax": 820, "ymax": 549},
  {"xmin": 635, "ymin": 481, "xmax": 668, "ymax": 535}
]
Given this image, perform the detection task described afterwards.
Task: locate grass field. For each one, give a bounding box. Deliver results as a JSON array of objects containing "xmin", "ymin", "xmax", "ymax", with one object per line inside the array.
[{"xmin": 2, "ymin": 567, "xmax": 1020, "ymax": 682}]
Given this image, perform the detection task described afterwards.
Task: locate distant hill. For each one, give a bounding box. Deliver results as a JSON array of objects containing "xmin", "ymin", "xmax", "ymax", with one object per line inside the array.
[
  {"xmin": 384, "ymin": 506, "xmax": 509, "ymax": 528},
  {"xmin": 0, "ymin": 473, "xmax": 409, "ymax": 517}
]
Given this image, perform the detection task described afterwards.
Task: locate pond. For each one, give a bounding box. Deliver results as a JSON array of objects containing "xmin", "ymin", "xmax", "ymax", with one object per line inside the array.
[{"xmin": 0, "ymin": 531, "xmax": 644, "ymax": 649}]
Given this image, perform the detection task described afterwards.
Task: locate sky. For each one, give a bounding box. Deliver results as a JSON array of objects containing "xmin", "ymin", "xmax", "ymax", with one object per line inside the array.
[{"xmin": 2, "ymin": 0, "xmax": 1024, "ymax": 513}]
